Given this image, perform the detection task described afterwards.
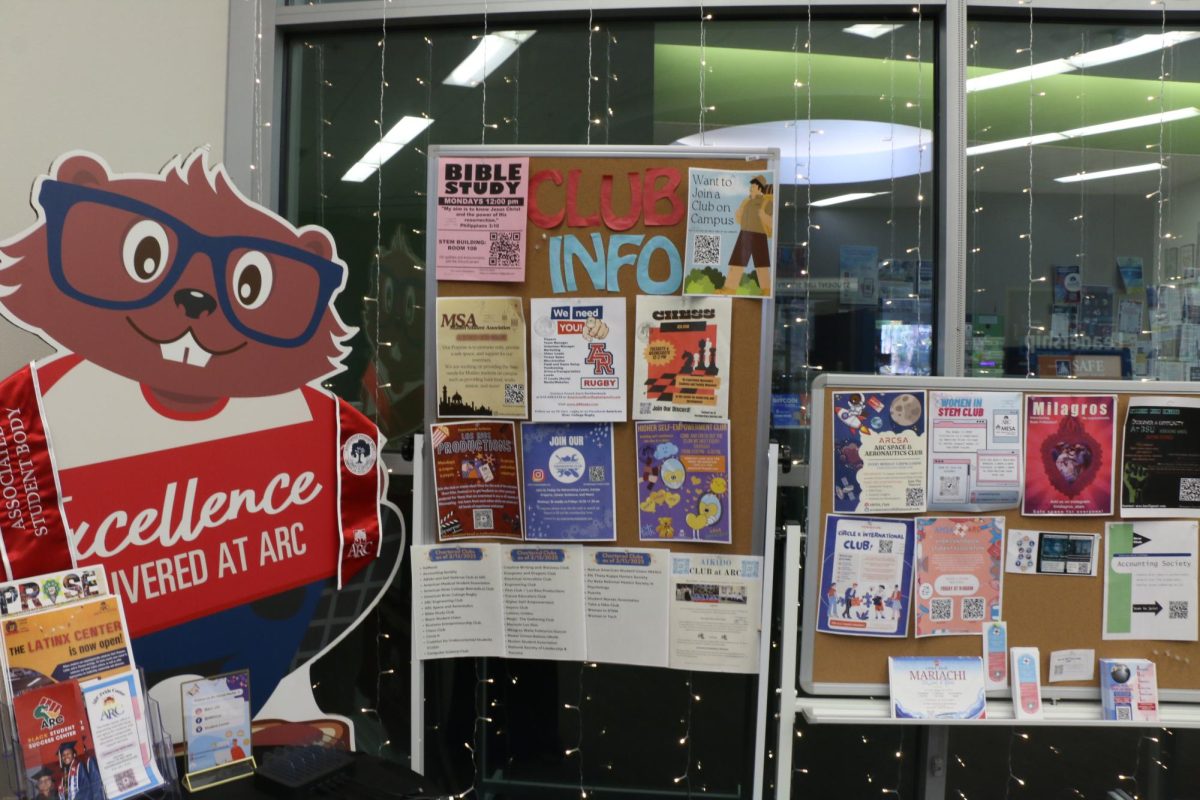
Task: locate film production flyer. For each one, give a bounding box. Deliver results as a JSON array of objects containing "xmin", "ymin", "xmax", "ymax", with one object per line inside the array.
[
  {"xmin": 831, "ymin": 390, "xmax": 927, "ymax": 514},
  {"xmin": 817, "ymin": 515, "xmax": 914, "ymax": 638},
  {"xmin": 530, "ymin": 297, "xmax": 627, "ymax": 421},
  {"xmin": 82, "ymin": 671, "xmax": 165, "ymax": 798},
  {"xmin": 1121, "ymin": 396, "xmax": 1200, "ymax": 517},
  {"xmin": 430, "ymin": 421, "xmax": 523, "ymax": 540},
  {"xmin": 501, "ymin": 545, "xmax": 586, "ymax": 661},
  {"xmin": 682, "ymin": 168, "xmax": 776, "ymax": 299},
  {"xmin": 913, "ymin": 517, "xmax": 1004, "ymax": 638},
  {"xmin": 633, "ymin": 295, "xmax": 731, "ymax": 422},
  {"xmin": 435, "ymin": 296, "xmax": 528, "ymax": 418},
  {"xmin": 521, "ymin": 423, "xmax": 617, "ymax": 542},
  {"xmin": 668, "ymin": 554, "xmax": 763, "ymax": 673},
  {"xmin": 927, "ymin": 391, "xmax": 1022, "ymax": 511},
  {"xmin": 0, "ymin": 566, "xmax": 109, "ymax": 618},
  {"xmin": 435, "ymin": 156, "xmax": 529, "ymax": 282},
  {"xmin": 1022, "ymin": 394, "xmax": 1116, "ymax": 516},
  {"xmin": 1103, "ymin": 520, "xmax": 1198, "ymax": 642},
  {"xmin": 635, "ymin": 421, "xmax": 731, "ymax": 544}
]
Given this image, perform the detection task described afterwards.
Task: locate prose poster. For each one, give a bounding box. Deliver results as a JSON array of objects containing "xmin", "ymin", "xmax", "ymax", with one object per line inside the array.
[
  {"xmin": 435, "ymin": 156, "xmax": 529, "ymax": 282},
  {"xmin": 435, "ymin": 296, "xmax": 528, "ymax": 419},
  {"xmin": 831, "ymin": 390, "xmax": 927, "ymax": 514},
  {"xmin": 633, "ymin": 295, "xmax": 730, "ymax": 422},
  {"xmin": 635, "ymin": 421, "xmax": 731, "ymax": 544},
  {"xmin": 530, "ymin": 297, "xmax": 626, "ymax": 421},
  {"xmin": 430, "ymin": 421, "xmax": 522, "ymax": 540},
  {"xmin": 1022, "ymin": 394, "xmax": 1116, "ymax": 515},
  {"xmin": 521, "ymin": 422, "xmax": 616, "ymax": 542}
]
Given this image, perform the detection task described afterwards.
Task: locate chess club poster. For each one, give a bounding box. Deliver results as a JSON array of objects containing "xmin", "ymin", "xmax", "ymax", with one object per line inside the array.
[
  {"xmin": 633, "ymin": 295, "xmax": 731, "ymax": 422},
  {"xmin": 430, "ymin": 421, "xmax": 523, "ymax": 540},
  {"xmin": 831, "ymin": 390, "xmax": 927, "ymax": 514},
  {"xmin": 1022, "ymin": 394, "xmax": 1116, "ymax": 516}
]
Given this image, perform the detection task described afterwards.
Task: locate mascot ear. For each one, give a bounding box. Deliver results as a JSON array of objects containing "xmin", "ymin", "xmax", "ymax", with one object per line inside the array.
[
  {"xmin": 54, "ymin": 154, "xmax": 110, "ymax": 187},
  {"xmin": 296, "ymin": 229, "xmax": 335, "ymax": 261}
]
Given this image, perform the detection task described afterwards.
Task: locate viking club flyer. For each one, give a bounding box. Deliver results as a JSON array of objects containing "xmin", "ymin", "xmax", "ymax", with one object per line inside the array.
[
  {"xmin": 430, "ymin": 421, "xmax": 522, "ymax": 540},
  {"xmin": 633, "ymin": 295, "xmax": 731, "ymax": 422},
  {"xmin": 1022, "ymin": 394, "xmax": 1116, "ymax": 515}
]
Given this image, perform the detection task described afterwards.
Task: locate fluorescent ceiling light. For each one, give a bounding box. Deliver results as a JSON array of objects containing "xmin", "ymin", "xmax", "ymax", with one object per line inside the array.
[
  {"xmin": 966, "ymin": 31, "xmax": 1200, "ymax": 93},
  {"xmin": 341, "ymin": 116, "xmax": 434, "ymax": 183},
  {"xmin": 965, "ymin": 132, "xmax": 1067, "ymax": 156},
  {"xmin": 444, "ymin": 30, "xmax": 536, "ymax": 87},
  {"xmin": 809, "ymin": 191, "xmax": 889, "ymax": 207},
  {"xmin": 843, "ymin": 24, "xmax": 903, "ymax": 39},
  {"xmin": 966, "ymin": 107, "xmax": 1200, "ymax": 156},
  {"xmin": 1054, "ymin": 163, "xmax": 1164, "ymax": 183}
]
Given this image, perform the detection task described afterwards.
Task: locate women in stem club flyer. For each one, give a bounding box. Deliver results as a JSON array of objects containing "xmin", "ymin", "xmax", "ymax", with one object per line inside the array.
[
  {"xmin": 831, "ymin": 390, "xmax": 927, "ymax": 514},
  {"xmin": 636, "ymin": 421, "xmax": 731, "ymax": 544},
  {"xmin": 430, "ymin": 421, "xmax": 523, "ymax": 540},
  {"xmin": 633, "ymin": 295, "xmax": 731, "ymax": 422},
  {"xmin": 1022, "ymin": 394, "xmax": 1116, "ymax": 516},
  {"xmin": 817, "ymin": 515, "xmax": 914, "ymax": 638},
  {"xmin": 913, "ymin": 517, "xmax": 1004, "ymax": 638},
  {"xmin": 927, "ymin": 391, "xmax": 1022, "ymax": 511},
  {"xmin": 521, "ymin": 422, "xmax": 616, "ymax": 542}
]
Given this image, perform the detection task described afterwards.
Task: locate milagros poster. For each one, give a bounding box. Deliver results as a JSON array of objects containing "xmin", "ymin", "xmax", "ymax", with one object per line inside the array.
[
  {"xmin": 1022, "ymin": 394, "xmax": 1116, "ymax": 516},
  {"xmin": 530, "ymin": 297, "xmax": 626, "ymax": 421},
  {"xmin": 817, "ymin": 515, "xmax": 914, "ymax": 638},
  {"xmin": 430, "ymin": 421, "xmax": 522, "ymax": 540},
  {"xmin": 521, "ymin": 422, "xmax": 616, "ymax": 541},
  {"xmin": 927, "ymin": 391, "xmax": 1022, "ymax": 511},
  {"xmin": 669, "ymin": 554, "xmax": 763, "ymax": 673},
  {"xmin": 633, "ymin": 295, "xmax": 730, "ymax": 422},
  {"xmin": 1121, "ymin": 396, "xmax": 1200, "ymax": 517},
  {"xmin": 831, "ymin": 390, "xmax": 927, "ymax": 514},
  {"xmin": 435, "ymin": 156, "xmax": 529, "ymax": 282},
  {"xmin": 436, "ymin": 296, "xmax": 528, "ymax": 418},
  {"xmin": 913, "ymin": 517, "xmax": 1004, "ymax": 638},
  {"xmin": 682, "ymin": 168, "xmax": 775, "ymax": 299},
  {"xmin": 635, "ymin": 421, "xmax": 731, "ymax": 544}
]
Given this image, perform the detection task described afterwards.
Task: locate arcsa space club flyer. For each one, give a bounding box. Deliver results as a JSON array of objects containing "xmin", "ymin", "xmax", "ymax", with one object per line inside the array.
[
  {"xmin": 1022, "ymin": 394, "xmax": 1116, "ymax": 516},
  {"xmin": 831, "ymin": 390, "xmax": 927, "ymax": 514}
]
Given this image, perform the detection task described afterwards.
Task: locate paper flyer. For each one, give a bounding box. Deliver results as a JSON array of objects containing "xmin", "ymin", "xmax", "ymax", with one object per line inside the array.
[
  {"xmin": 1103, "ymin": 520, "xmax": 1198, "ymax": 641},
  {"xmin": 927, "ymin": 391, "xmax": 1022, "ymax": 511},
  {"xmin": 635, "ymin": 421, "xmax": 731, "ymax": 544},
  {"xmin": 181, "ymin": 671, "xmax": 252, "ymax": 772},
  {"xmin": 583, "ymin": 549, "xmax": 669, "ymax": 668},
  {"xmin": 82, "ymin": 671, "xmax": 165, "ymax": 799},
  {"xmin": 0, "ymin": 567, "xmax": 109, "ymax": 618},
  {"xmin": 831, "ymin": 390, "xmax": 927, "ymax": 514},
  {"xmin": 913, "ymin": 517, "xmax": 1004, "ymax": 638},
  {"xmin": 1121, "ymin": 396, "xmax": 1200, "ymax": 517},
  {"xmin": 1022, "ymin": 395, "xmax": 1116, "ymax": 516},
  {"xmin": 521, "ymin": 423, "xmax": 616, "ymax": 542},
  {"xmin": 1049, "ymin": 649, "xmax": 1095, "ymax": 683},
  {"xmin": 632, "ymin": 295, "xmax": 731, "ymax": 422},
  {"xmin": 838, "ymin": 245, "xmax": 879, "ymax": 306},
  {"xmin": 13, "ymin": 680, "xmax": 93, "ymax": 799},
  {"xmin": 1100, "ymin": 658, "xmax": 1159, "ymax": 721},
  {"xmin": 411, "ymin": 544, "xmax": 506, "ymax": 660},
  {"xmin": 1053, "ymin": 264, "xmax": 1082, "ymax": 304},
  {"xmin": 1118, "ymin": 256, "xmax": 1145, "ymax": 296},
  {"xmin": 816, "ymin": 515, "xmax": 914, "ymax": 638},
  {"xmin": 2, "ymin": 596, "xmax": 133, "ymax": 697},
  {"xmin": 1118, "ymin": 299, "xmax": 1144, "ymax": 335},
  {"xmin": 1005, "ymin": 529, "xmax": 1098, "ymax": 576},
  {"xmin": 500, "ymin": 545, "xmax": 586, "ymax": 661},
  {"xmin": 983, "ymin": 622, "xmax": 1008, "ymax": 690},
  {"xmin": 530, "ymin": 297, "xmax": 627, "ymax": 421},
  {"xmin": 682, "ymin": 168, "xmax": 775, "ymax": 299},
  {"xmin": 668, "ymin": 554, "xmax": 762, "ymax": 674},
  {"xmin": 435, "ymin": 296, "xmax": 528, "ymax": 418},
  {"xmin": 430, "ymin": 421, "xmax": 523, "ymax": 540},
  {"xmin": 888, "ymin": 656, "xmax": 987, "ymax": 719},
  {"xmin": 435, "ymin": 156, "xmax": 529, "ymax": 282},
  {"xmin": 1080, "ymin": 285, "xmax": 1115, "ymax": 339}
]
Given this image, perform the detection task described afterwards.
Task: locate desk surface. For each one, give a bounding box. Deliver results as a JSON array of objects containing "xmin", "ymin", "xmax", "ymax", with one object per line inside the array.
[{"xmin": 179, "ymin": 750, "xmax": 444, "ymax": 799}]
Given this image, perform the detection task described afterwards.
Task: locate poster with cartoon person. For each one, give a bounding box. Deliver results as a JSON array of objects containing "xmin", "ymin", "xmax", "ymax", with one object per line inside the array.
[
  {"xmin": 636, "ymin": 421, "xmax": 731, "ymax": 544},
  {"xmin": 832, "ymin": 390, "xmax": 927, "ymax": 514},
  {"xmin": 683, "ymin": 169, "xmax": 776, "ymax": 299}
]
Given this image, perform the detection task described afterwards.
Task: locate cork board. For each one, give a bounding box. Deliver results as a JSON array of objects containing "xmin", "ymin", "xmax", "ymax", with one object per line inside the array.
[
  {"xmin": 802, "ymin": 373, "xmax": 1200, "ymax": 698},
  {"xmin": 423, "ymin": 146, "xmax": 777, "ymax": 558}
]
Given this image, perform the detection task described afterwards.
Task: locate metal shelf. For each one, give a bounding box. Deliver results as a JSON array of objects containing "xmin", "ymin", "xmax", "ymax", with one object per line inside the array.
[{"xmin": 796, "ymin": 696, "xmax": 1200, "ymax": 728}]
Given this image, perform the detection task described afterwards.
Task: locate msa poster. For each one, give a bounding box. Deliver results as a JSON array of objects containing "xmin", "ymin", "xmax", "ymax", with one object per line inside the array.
[
  {"xmin": 1104, "ymin": 520, "xmax": 1197, "ymax": 642},
  {"xmin": 520, "ymin": 423, "xmax": 616, "ymax": 542},
  {"xmin": 635, "ymin": 421, "xmax": 731, "ymax": 544},
  {"xmin": 530, "ymin": 297, "xmax": 626, "ymax": 421},
  {"xmin": 435, "ymin": 296, "xmax": 528, "ymax": 419},
  {"xmin": 435, "ymin": 156, "xmax": 529, "ymax": 282},
  {"xmin": 2, "ymin": 596, "xmax": 134, "ymax": 696},
  {"xmin": 682, "ymin": 168, "xmax": 775, "ymax": 299},
  {"xmin": 927, "ymin": 391, "xmax": 1022, "ymax": 511},
  {"xmin": 632, "ymin": 295, "xmax": 731, "ymax": 422},
  {"xmin": 1122, "ymin": 396, "xmax": 1200, "ymax": 517},
  {"xmin": 669, "ymin": 554, "xmax": 762, "ymax": 673},
  {"xmin": 913, "ymin": 517, "xmax": 1004, "ymax": 638},
  {"xmin": 430, "ymin": 421, "xmax": 523, "ymax": 540},
  {"xmin": 817, "ymin": 515, "xmax": 914, "ymax": 638},
  {"xmin": 1022, "ymin": 395, "xmax": 1116, "ymax": 516},
  {"xmin": 831, "ymin": 390, "xmax": 927, "ymax": 514}
]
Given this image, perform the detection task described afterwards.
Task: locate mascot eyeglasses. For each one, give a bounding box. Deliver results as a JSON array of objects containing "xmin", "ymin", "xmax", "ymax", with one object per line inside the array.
[{"xmin": 38, "ymin": 179, "xmax": 345, "ymax": 348}]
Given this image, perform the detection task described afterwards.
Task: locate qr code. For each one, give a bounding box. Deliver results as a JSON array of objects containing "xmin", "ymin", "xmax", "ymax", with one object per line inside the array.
[
  {"xmin": 961, "ymin": 596, "xmax": 986, "ymax": 622},
  {"xmin": 906, "ymin": 487, "xmax": 924, "ymax": 508},
  {"xmin": 473, "ymin": 508, "xmax": 494, "ymax": 530},
  {"xmin": 115, "ymin": 769, "xmax": 138, "ymax": 790},
  {"xmin": 878, "ymin": 540, "xmax": 894, "ymax": 554},
  {"xmin": 1181, "ymin": 478, "xmax": 1200, "ymax": 502},
  {"xmin": 1170, "ymin": 600, "xmax": 1190, "ymax": 620},
  {"xmin": 589, "ymin": 465, "xmax": 606, "ymax": 482},
  {"xmin": 504, "ymin": 383, "xmax": 525, "ymax": 406},
  {"xmin": 1116, "ymin": 706, "xmax": 1133, "ymax": 720},
  {"xmin": 691, "ymin": 233, "xmax": 722, "ymax": 266},
  {"xmin": 489, "ymin": 231, "xmax": 522, "ymax": 266},
  {"xmin": 929, "ymin": 598, "xmax": 953, "ymax": 622}
]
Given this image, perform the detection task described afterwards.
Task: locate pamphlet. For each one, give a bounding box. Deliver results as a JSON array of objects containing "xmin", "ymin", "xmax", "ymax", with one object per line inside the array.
[
  {"xmin": 1103, "ymin": 520, "xmax": 1198, "ymax": 641},
  {"xmin": 831, "ymin": 390, "xmax": 927, "ymax": 514},
  {"xmin": 1121, "ymin": 396, "xmax": 1200, "ymax": 517},
  {"xmin": 1080, "ymin": 285, "xmax": 1115, "ymax": 339},
  {"xmin": 1010, "ymin": 647, "xmax": 1043, "ymax": 719},
  {"xmin": 839, "ymin": 246, "xmax": 879, "ymax": 306},
  {"xmin": 501, "ymin": 545, "xmax": 586, "ymax": 661},
  {"xmin": 816, "ymin": 515, "xmax": 914, "ymax": 638},
  {"xmin": 521, "ymin": 422, "xmax": 616, "ymax": 542},
  {"xmin": 913, "ymin": 517, "xmax": 1004, "ymax": 638},
  {"xmin": 411, "ymin": 544, "xmax": 506, "ymax": 660},
  {"xmin": 181, "ymin": 671, "xmax": 252, "ymax": 772},
  {"xmin": 1005, "ymin": 529, "xmax": 1098, "ymax": 576},
  {"xmin": 1048, "ymin": 649, "xmax": 1095, "ymax": 683},
  {"xmin": 927, "ymin": 391, "xmax": 1022, "ymax": 511},
  {"xmin": 435, "ymin": 296, "xmax": 528, "ymax": 418},
  {"xmin": 668, "ymin": 554, "xmax": 762, "ymax": 674},
  {"xmin": 82, "ymin": 671, "xmax": 165, "ymax": 799},
  {"xmin": 632, "ymin": 295, "xmax": 731, "ymax": 422},
  {"xmin": 1099, "ymin": 658, "xmax": 1159, "ymax": 721},
  {"xmin": 1117, "ymin": 256, "xmax": 1145, "ymax": 296},
  {"xmin": 1053, "ymin": 264, "xmax": 1082, "ymax": 304},
  {"xmin": 13, "ymin": 679, "xmax": 92, "ymax": 799},
  {"xmin": 435, "ymin": 156, "xmax": 529, "ymax": 282},
  {"xmin": 530, "ymin": 297, "xmax": 627, "ymax": 421},
  {"xmin": 0, "ymin": 566, "xmax": 109, "ymax": 618},
  {"xmin": 635, "ymin": 421, "xmax": 731, "ymax": 544},
  {"xmin": 583, "ymin": 549, "xmax": 669, "ymax": 668},
  {"xmin": 1022, "ymin": 394, "xmax": 1116, "ymax": 516},
  {"xmin": 430, "ymin": 421, "xmax": 523, "ymax": 540},
  {"xmin": 888, "ymin": 656, "xmax": 987, "ymax": 719},
  {"xmin": 682, "ymin": 168, "xmax": 776, "ymax": 299},
  {"xmin": 983, "ymin": 622, "xmax": 1008, "ymax": 691}
]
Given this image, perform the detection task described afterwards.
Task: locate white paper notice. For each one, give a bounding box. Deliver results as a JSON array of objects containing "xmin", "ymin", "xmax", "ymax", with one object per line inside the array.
[
  {"xmin": 412, "ymin": 544, "xmax": 506, "ymax": 660},
  {"xmin": 501, "ymin": 545, "xmax": 586, "ymax": 661},
  {"xmin": 531, "ymin": 298, "xmax": 627, "ymax": 421},
  {"xmin": 669, "ymin": 554, "xmax": 763, "ymax": 673},
  {"xmin": 1048, "ymin": 649, "xmax": 1096, "ymax": 683},
  {"xmin": 584, "ymin": 548, "xmax": 669, "ymax": 667},
  {"xmin": 1104, "ymin": 520, "xmax": 1199, "ymax": 641}
]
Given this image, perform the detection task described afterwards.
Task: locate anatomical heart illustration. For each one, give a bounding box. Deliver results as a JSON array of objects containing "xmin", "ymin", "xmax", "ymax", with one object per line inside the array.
[{"xmin": 1023, "ymin": 394, "xmax": 1115, "ymax": 515}]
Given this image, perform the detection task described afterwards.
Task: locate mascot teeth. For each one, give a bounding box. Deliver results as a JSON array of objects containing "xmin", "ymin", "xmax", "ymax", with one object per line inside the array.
[{"xmin": 160, "ymin": 332, "xmax": 213, "ymax": 367}]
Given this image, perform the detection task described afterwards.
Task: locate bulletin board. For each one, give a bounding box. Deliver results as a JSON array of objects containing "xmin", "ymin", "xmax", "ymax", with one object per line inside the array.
[
  {"xmin": 800, "ymin": 373, "xmax": 1200, "ymax": 699},
  {"xmin": 422, "ymin": 145, "xmax": 778, "ymax": 558}
]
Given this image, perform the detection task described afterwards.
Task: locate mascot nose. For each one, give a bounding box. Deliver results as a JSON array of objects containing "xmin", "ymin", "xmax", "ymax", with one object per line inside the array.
[{"xmin": 174, "ymin": 289, "xmax": 217, "ymax": 319}]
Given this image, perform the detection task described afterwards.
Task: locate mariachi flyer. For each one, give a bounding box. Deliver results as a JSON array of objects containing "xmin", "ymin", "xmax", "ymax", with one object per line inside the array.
[
  {"xmin": 14, "ymin": 679, "xmax": 91, "ymax": 797},
  {"xmin": 927, "ymin": 391, "xmax": 1022, "ymax": 511},
  {"xmin": 668, "ymin": 554, "xmax": 763, "ymax": 674},
  {"xmin": 435, "ymin": 296, "xmax": 528, "ymax": 418},
  {"xmin": 831, "ymin": 390, "xmax": 927, "ymax": 514},
  {"xmin": 521, "ymin": 422, "xmax": 616, "ymax": 542},
  {"xmin": 529, "ymin": 297, "xmax": 627, "ymax": 421},
  {"xmin": 435, "ymin": 156, "xmax": 529, "ymax": 282},
  {"xmin": 817, "ymin": 515, "xmax": 914, "ymax": 638},
  {"xmin": 181, "ymin": 671, "xmax": 252, "ymax": 772},
  {"xmin": 632, "ymin": 295, "xmax": 731, "ymax": 422},
  {"xmin": 1121, "ymin": 396, "xmax": 1200, "ymax": 517},
  {"xmin": 635, "ymin": 421, "xmax": 731, "ymax": 544},
  {"xmin": 82, "ymin": 671, "xmax": 165, "ymax": 799},
  {"xmin": 1103, "ymin": 520, "xmax": 1197, "ymax": 642},
  {"xmin": 889, "ymin": 656, "xmax": 987, "ymax": 719},
  {"xmin": 430, "ymin": 421, "xmax": 523, "ymax": 540},
  {"xmin": 1022, "ymin": 394, "xmax": 1116, "ymax": 516},
  {"xmin": 0, "ymin": 566, "xmax": 109, "ymax": 618},
  {"xmin": 682, "ymin": 168, "xmax": 776, "ymax": 299},
  {"xmin": 913, "ymin": 517, "xmax": 1004, "ymax": 638}
]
